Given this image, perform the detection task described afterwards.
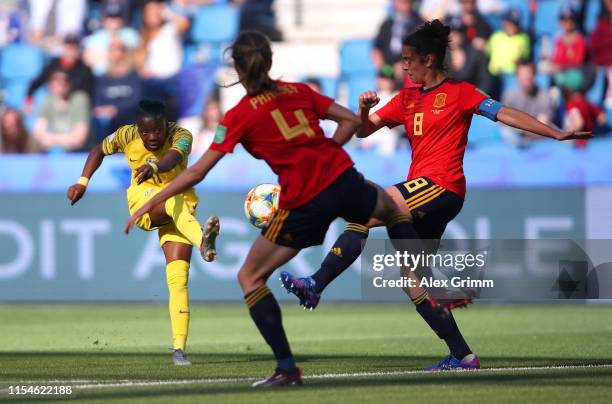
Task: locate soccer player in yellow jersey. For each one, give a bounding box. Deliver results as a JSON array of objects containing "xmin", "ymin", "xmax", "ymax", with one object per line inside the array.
[{"xmin": 67, "ymin": 100, "xmax": 220, "ymax": 366}]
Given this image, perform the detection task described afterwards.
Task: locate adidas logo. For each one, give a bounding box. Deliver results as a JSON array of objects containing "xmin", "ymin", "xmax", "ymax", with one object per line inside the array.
[{"xmin": 330, "ymin": 247, "xmax": 343, "ymax": 258}]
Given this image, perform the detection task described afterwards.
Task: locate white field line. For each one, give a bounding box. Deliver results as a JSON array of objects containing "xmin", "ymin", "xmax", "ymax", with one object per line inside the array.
[{"xmin": 3, "ymin": 363, "xmax": 611, "ymax": 391}]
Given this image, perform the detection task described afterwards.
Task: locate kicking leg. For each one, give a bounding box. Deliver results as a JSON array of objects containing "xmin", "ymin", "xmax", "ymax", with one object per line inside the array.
[
  {"xmin": 162, "ymin": 241, "xmax": 193, "ymax": 365},
  {"xmin": 238, "ymin": 235, "xmax": 303, "ymax": 387},
  {"xmin": 149, "ymin": 195, "xmax": 219, "ymax": 262},
  {"xmin": 370, "ymin": 185, "xmax": 477, "ymax": 368}
]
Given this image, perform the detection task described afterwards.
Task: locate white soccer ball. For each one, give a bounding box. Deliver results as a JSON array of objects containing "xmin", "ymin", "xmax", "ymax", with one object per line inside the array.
[{"xmin": 244, "ymin": 183, "xmax": 281, "ymax": 228}]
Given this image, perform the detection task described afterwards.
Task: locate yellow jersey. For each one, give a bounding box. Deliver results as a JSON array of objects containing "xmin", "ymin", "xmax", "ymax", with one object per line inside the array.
[{"xmin": 101, "ymin": 122, "xmax": 193, "ymax": 188}]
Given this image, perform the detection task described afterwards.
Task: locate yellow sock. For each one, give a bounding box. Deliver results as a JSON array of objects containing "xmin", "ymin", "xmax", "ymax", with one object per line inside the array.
[
  {"xmin": 166, "ymin": 260, "xmax": 190, "ymax": 351},
  {"xmin": 164, "ymin": 195, "xmax": 203, "ymax": 248}
]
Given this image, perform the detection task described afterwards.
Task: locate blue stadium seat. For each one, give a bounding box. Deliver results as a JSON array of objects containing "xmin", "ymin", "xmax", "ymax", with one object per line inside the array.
[
  {"xmin": 534, "ymin": 0, "xmax": 563, "ymax": 37},
  {"xmin": 585, "ymin": 0, "xmax": 601, "ymax": 32},
  {"xmin": 340, "ymin": 39, "xmax": 376, "ymax": 78},
  {"xmin": 0, "ymin": 43, "xmax": 44, "ymax": 107},
  {"xmin": 587, "ymin": 67, "xmax": 606, "ymax": 105},
  {"xmin": 346, "ymin": 74, "xmax": 375, "ymax": 111},
  {"xmin": 0, "ymin": 43, "xmax": 44, "ymax": 80},
  {"xmin": 191, "ymin": 5, "xmax": 239, "ymax": 62},
  {"xmin": 501, "ymin": 73, "xmax": 518, "ymax": 93}
]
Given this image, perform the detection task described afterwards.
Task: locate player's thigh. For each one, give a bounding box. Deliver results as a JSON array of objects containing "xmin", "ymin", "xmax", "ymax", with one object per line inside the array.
[
  {"xmin": 369, "ymin": 181, "xmax": 414, "ymax": 224},
  {"xmin": 366, "ymin": 184, "xmax": 413, "ymax": 227},
  {"xmin": 162, "ymin": 240, "xmax": 193, "ymax": 264},
  {"xmin": 238, "ymin": 235, "xmax": 300, "ymax": 294}
]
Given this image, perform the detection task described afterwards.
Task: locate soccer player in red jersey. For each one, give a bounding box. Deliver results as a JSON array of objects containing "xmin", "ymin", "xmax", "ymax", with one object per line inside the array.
[
  {"xmin": 281, "ymin": 20, "xmax": 592, "ymax": 371},
  {"xmin": 125, "ymin": 31, "xmax": 429, "ymax": 386}
]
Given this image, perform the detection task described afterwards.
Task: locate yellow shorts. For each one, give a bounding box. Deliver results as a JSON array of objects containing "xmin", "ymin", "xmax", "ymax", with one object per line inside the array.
[{"xmin": 127, "ymin": 184, "xmax": 199, "ymax": 246}]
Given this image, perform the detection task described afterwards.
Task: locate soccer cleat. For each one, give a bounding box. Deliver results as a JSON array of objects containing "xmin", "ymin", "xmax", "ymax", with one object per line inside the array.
[
  {"xmin": 425, "ymin": 354, "xmax": 480, "ymax": 371},
  {"xmin": 426, "ymin": 293, "xmax": 472, "ymax": 316},
  {"xmin": 252, "ymin": 367, "xmax": 303, "ymax": 387},
  {"xmin": 200, "ymin": 216, "xmax": 220, "ymax": 262},
  {"xmin": 172, "ymin": 349, "xmax": 191, "ymax": 366},
  {"xmin": 279, "ymin": 271, "xmax": 320, "ymax": 310}
]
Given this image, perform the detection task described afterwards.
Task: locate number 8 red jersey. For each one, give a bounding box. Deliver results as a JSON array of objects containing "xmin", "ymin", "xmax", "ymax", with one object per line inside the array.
[
  {"xmin": 376, "ymin": 79, "xmax": 489, "ymax": 199},
  {"xmin": 209, "ymin": 81, "xmax": 354, "ymax": 209}
]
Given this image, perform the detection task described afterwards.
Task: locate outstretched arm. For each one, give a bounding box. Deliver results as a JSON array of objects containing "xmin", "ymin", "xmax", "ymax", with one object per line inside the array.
[
  {"xmin": 124, "ymin": 149, "xmax": 226, "ymax": 233},
  {"xmin": 326, "ymin": 102, "xmax": 361, "ymax": 146},
  {"xmin": 355, "ymin": 91, "xmax": 386, "ymax": 138},
  {"xmin": 497, "ymin": 106, "xmax": 592, "ymax": 141},
  {"xmin": 67, "ymin": 144, "xmax": 106, "ymax": 205}
]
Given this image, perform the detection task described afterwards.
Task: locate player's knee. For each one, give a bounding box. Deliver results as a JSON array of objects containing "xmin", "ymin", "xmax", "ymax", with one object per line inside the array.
[{"xmin": 238, "ymin": 266, "xmax": 266, "ymax": 294}]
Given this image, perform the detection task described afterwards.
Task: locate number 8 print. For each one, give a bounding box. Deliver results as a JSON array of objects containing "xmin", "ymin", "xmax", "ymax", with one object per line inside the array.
[{"xmin": 413, "ymin": 112, "xmax": 424, "ymax": 136}]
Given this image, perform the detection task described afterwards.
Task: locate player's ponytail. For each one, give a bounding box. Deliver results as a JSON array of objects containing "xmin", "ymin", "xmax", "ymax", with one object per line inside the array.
[
  {"xmin": 227, "ymin": 31, "xmax": 277, "ymax": 96},
  {"xmin": 403, "ymin": 19, "xmax": 450, "ymax": 71}
]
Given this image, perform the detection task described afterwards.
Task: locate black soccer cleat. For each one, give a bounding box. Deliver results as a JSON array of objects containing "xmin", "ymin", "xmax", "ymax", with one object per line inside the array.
[{"xmin": 252, "ymin": 367, "xmax": 303, "ymax": 387}]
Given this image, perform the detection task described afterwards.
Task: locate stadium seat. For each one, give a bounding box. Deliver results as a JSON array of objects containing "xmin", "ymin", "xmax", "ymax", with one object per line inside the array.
[
  {"xmin": 191, "ymin": 5, "xmax": 239, "ymax": 62},
  {"xmin": 0, "ymin": 43, "xmax": 44, "ymax": 80},
  {"xmin": 501, "ymin": 73, "xmax": 518, "ymax": 94},
  {"xmin": 534, "ymin": 0, "xmax": 563, "ymax": 37},
  {"xmin": 346, "ymin": 74, "xmax": 375, "ymax": 111},
  {"xmin": 587, "ymin": 68, "xmax": 606, "ymax": 105},
  {"xmin": 0, "ymin": 43, "xmax": 44, "ymax": 107},
  {"xmin": 585, "ymin": 0, "xmax": 601, "ymax": 32},
  {"xmin": 339, "ymin": 39, "xmax": 376, "ymax": 78}
]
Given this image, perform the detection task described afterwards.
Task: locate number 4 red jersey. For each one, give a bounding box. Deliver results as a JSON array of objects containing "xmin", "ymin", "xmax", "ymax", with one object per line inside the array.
[
  {"xmin": 376, "ymin": 79, "xmax": 489, "ymax": 199},
  {"xmin": 209, "ymin": 81, "xmax": 354, "ymax": 209}
]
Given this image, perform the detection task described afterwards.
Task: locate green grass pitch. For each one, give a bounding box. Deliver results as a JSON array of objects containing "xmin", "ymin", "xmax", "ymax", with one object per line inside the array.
[{"xmin": 1, "ymin": 304, "xmax": 611, "ymax": 403}]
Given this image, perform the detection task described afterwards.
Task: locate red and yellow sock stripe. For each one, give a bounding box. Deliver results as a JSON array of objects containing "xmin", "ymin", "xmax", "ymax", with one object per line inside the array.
[
  {"xmin": 245, "ymin": 285, "xmax": 271, "ymax": 309},
  {"xmin": 345, "ymin": 223, "xmax": 369, "ymax": 235}
]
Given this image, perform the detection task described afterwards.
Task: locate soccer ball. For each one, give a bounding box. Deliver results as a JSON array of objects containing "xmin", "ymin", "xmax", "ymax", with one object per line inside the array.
[{"xmin": 244, "ymin": 183, "xmax": 280, "ymax": 228}]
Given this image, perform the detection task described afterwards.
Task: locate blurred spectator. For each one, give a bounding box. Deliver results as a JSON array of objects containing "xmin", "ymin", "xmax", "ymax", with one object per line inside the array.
[
  {"xmin": 373, "ymin": 0, "xmax": 423, "ymax": 90},
  {"xmin": 135, "ymin": 0, "xmax": 189, "ymax": 79},
  {"xmin": 590, "ymin": 0, "xmax": 612, "ymax": 107},
  {"xmin": 0, "ymin": 109, "xmax": 38, "ymax": 153},
  {"xmin": 551, "ymin": 4, "xmax": 586, "ymax": 73},
  {"xmin": 83, "ymin": 1, "xmax": 140, "ymax": 76},
  {"xmin": 501, "ymin": 59, "xmax": 554, "ymax": 148},
  {"xmin": 557, "ymin": 69, "xmax": 607, "ymax": 148},
  {"xmin": 234, "ymin": 0, "xmax": 283, "ymax": 42},
  {"xmin": 93, "ymin": 37, "xmax": 143, "ymax": 138},
  {"xmin": 28, "ymin": 0, "xmax": 86, "ymax": 51},
  {"xmin": 0, "ymin": 0, "xmax": 27, "ymax": 46},
  {"xmin": 26, "ymin": 35, "xmax": 94, "ymax": 109},
  {"xmin": 447, "ymin": 17, "xmax": 494, "ymax": 95},
  {"xmin": 458, "ymin": 0, "xmax": 492, "ymax": 50},
  {"xmin": 303, "ymin": 78, "xmax": 338, "ymax": 138},
  {"xmin": 420, "ymin": 0, "xmax": 460, "ymax": 21},
  {"xmin": 486, "ymin": 8, "xmax": 530, "ymax": 75},
  {"xmin": 33, "ymin": 69, "xmax": 90, "ymax": 152},
  {"xmin": 191, "ymin": 97, "xmax": 222, "ymax": 154}
]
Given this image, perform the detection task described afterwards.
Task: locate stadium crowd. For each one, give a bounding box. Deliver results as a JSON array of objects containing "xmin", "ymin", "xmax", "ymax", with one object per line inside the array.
[{"xmin": 0, "ymin": 0, "xmax": 610, "ymax": 154}]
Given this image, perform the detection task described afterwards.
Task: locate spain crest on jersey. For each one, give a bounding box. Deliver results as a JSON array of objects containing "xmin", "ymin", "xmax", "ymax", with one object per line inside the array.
[{"xmin": 433, "ymin": 93, "xmax": 447, "ymax": 108}]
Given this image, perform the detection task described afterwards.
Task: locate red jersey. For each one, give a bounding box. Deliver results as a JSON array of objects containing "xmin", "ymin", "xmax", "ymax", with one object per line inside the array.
[
  {"xmin": 552, "ymin": 33, "xmax": 587, "ymax": 68},
  {"xmin": 209, "ymin": 81, "xmax": 353, "ymax": 209},
  {"xmin": 376, "ymin": 79, "xmax": 488, "ymax": 198}
]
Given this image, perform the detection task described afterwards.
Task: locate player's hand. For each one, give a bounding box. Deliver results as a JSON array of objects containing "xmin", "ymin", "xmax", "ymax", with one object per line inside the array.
[
  {"xmin": 555, "ymin": 130, "xmax": 593, "ymax": 141},
  {"xmin": 67, "ymin": 184, "xmax": 86, "ymax": 206},
  {"xmin": 124, "ymin": 202, "xmax": 152, "ymax": 234},
  {"xmin": 359, "ymin": 91, "xmax": 380, "ymax": 109},
  {"xmin": 134, "ymin": 164, "xmax": 154, "ymax": 184}
]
